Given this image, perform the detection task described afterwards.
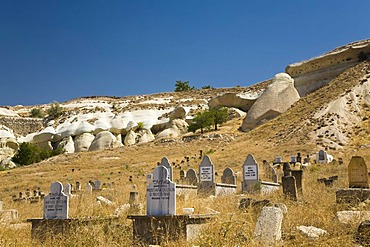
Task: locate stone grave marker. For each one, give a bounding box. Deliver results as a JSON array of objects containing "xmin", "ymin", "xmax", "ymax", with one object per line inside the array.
[
  {"xmin": 271, "ymin": 167, "xmax": 278, "ymax": 183},
  {"xmin": 85, "ymin": 182, "xmax": 93, "ymax": 193},
  {"xmin": 263, "ymin": 160, "xmax": 270, "ymax": 179},
  {"xmin": 290, "ymin": 156, "xmax": 296, "ymax": 164},
  {"xmin": 146, "ymin": 174, "xmax": 153, "ymax": 184},
  {"xmin": 242, "ymin": 154, "xmax": 260, "ymax": 193},
  {"xmin": 275, "ymin": 156, "xmax": 282, "ymax": 164},
  {"xmin": 186, "ymin": 169, "xmax": 198, "ymax": 186},
  {"xmin": 43, "ymin": 181, "xmax": 69, "ymax": 219},
  {"xmin": 348, "ymin": 156, "xmax": 369, "ymax": 188},
  {"xmin": 64, "ymin": 183, "xmax": 72, "ymax": 197},
  {"xmin": 75, "ymin": 181, "xmax": 81, "ymax": 191},
  {"xmin": 254, "ymin": 206, "xmax": 283, "ymax": 245},
  {"xmin": 221, "ymin": 167, "xmax": 236, "ymax": 185},
  {"xmin": 160, "ymin": 157, "xmax": 173, "ymax": 181},
  {"xmin": 146, "ymin": 165, "xmax": 176, "ymax": 216},
  {"xmin": 296, "ymin": 153, "xmax": 302, "ymax": 163},
  {"xmin": 316, "ymin": 150, "xmax": 328, "ymax": 164},
  {"xmin": 291, "ymin": 170, "xmax": 303, "ymax": 194},
  {"xmin": 198, "ymin": 155, "xmax": 215, "ymax": 195},
  {"xmin": 94, "ymin": 180, "xmax": 102, "ymax": 190},
  {"xmin": 180, "ymin": 170, "xmax": 186, "ymax": 180}
]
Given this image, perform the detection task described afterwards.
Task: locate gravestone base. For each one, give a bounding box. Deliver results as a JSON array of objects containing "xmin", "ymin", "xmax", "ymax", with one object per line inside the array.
[
  {"xmin": 27, "ymin": 217, "xmax": 119, "ymax": 242},
  {"xmin": 127, "ymin": 214, "xmax": 216, "ymax": 245},
  {"xmin": 198, "ymin": 183, "xmax": 237, "ymax": 197},
  {"xmin": 176, "ymin": 184, "xmax": 198, "ymax": 199},
  {"xmin": 336, "ymin": 188, "xmax": 370, "ymax": 205}
]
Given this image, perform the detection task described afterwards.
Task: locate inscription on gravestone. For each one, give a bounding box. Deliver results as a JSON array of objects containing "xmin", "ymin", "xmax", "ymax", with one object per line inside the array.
[
  {"xmin": 146, "ymin": 166, "xmax": 176, "ymax": 216},
  {"xmin": 242, "ymin": 154, "xmax": 260, "ymax": 193},
  {"xmin": 199, "ymin": 156, "xmax": 214, "ymax": 182},
  {"xmin": 43, "ymin": 181, "xmax": 69, "ymax": 219}
]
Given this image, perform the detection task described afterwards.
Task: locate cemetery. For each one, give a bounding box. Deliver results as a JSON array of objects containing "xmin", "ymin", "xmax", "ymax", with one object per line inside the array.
[{"xmin": 1, "ymin": 149, "xmax": 370, "ymax": 246}]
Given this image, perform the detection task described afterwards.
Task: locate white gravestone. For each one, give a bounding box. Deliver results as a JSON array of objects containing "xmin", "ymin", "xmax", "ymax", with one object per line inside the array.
[
  {"xmin": 85, "ymin": 183, "xmax": 93, "ymax": 193},
  {"xmin": 275, "ymin": 156, "xmax": 282, "ymax": 164},
  {"xmin": 146, "ymin": 166, "xmax": 176, "ymax": 216},
  {"xmin": 199, "ymin": 156, "xmax": 215, "ymax": 182},
  {"xmin": 242, "ymin": 154, "xmax": 260, "ymax": 193},
  {"xmin": 160, "ymin": 157, "xmax": 173, "ymax": 181},
  {"xmin": 43, "ymin": 181, "xmax": 69, "ymax": 219},
  {"xmin": 63, "ymin": 183, "xmax": 72, "ymax": 197}
]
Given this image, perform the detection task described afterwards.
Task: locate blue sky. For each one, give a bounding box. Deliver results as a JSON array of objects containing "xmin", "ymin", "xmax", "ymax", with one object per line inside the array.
[{"xmin": 1, "ymin": 1, "xmax": 370, "ymax": 106}]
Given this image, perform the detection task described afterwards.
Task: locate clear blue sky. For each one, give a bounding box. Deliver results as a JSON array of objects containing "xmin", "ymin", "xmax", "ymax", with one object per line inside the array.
[{"xmin": 1, "ymin": 1, "xmax": 370, "ymax": 106}]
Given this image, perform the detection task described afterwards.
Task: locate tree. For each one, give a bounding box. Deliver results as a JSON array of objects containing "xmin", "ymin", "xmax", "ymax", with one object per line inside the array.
[
  {"xmin": 188, "ymin": 111, "xmax": 213, "ymax": 134},
  {"xmin": 47, "ymin": 101, "xmax": 64, "ymax": 119},
  {"xmin": 12, "ymin": 142, "xmax": 64, "ymax": 166},
  {"xmin": 174, "ymin": 81, "xmax": 194, "ymax": 92},
  {"xmin": 209, "ymin": 107, "xmax": 229, "ymax": 130}
]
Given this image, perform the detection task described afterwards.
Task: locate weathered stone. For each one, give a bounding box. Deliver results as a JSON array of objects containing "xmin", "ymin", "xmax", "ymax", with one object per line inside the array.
[
  {"xmin": 282, "ymin": 176, "xmax": 298, "ymax": 201},
  {"xmin": 169, "ymin": 106, "xmax": 186, "ymax": 119},
  {"xmin": 74, "ymin": 132, "xmax": 95, "ymax": 152},
  {"xmin": 336, "ymin": 211, "xmax": 370, "ymax": 224},
  {"xmin": 124, "ymin": 129, "xmax": 137, "ymax": 146},
  {"xmin": 254, "ymin": 206, "xmax": 283, "ymax": 245},
  {"xmin": 348, "ymin": 156, "xmax": 369, "ymax": 188},
  {"xmin": 336, "ymin": 188, "xmax": 370, "ymax": 204},
  {"xmin": 89, "ymin": 131, "xmax": 121, "ymax": 151},
  {"xmin": 297, "ymin": 225, "xmax": 328, "ymax": 239}
]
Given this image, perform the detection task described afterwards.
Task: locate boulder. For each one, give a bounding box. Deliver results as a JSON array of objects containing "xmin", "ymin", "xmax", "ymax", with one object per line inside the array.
[
  {"xmin": 227, "ymin": 107, "xmax": 247, "ymax": 120},
  {"xmin": 58, "ymin": 136, "xmax": 75, "ymax": 153},
  {"xmin": 241, "ymin": 73, "xmax": 300, "ymax": 131},
  {"xmin": 110, "ymin": 116, "xmax": 127, "ymax": 134},
  {"xmin": 137, "ymin": 129, "xmax": 155, "ymax": 144},
  {"xmin": 156, "ymin": 119, "xmax": 189, "ymax": 139},
  {"xmin": 0, "ymin": 158, "xmax": 17, "ymax": 169},
  {"xmin": 89, "ymin": 131, "xmax": 121, "ymax": 151},
  {"xmin": 74, "ymin": 133, "xmax": 95, "ymax": 152},
  {"xmin": 169, "ymin": 106, "xmax": 186, "ymax": 119},
  {"xmin": 93, "ymin": 118, "xmax": 111, "ymax": 135},
  {"xmin": 74, "ymin": 121, "xmax": 95, "ymax": 136},
  {"xmin": 124, "ymin": 130, "xmax": 137, "ymax": 146},
  {"xmin": 32, "ymin": 126, "xmax": 56, "ymax": 143},
  {"xmin": 208, "ymin": 92, "xmax": 258, "ymax": 112}
]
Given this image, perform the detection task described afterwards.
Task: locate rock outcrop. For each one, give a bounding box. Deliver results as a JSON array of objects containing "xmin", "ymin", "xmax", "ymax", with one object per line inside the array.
[
  {"xmin": 286, "ymin": 38, "xmax": 370, "ymax": 96},
  {"xmin": 241, "ymin": 73, "xmax": 300, "ymax": 131},
  {"xmin": 208, "ymin": 92, "xmax": 259, "ymax": 112},
  {"xmin": 89, "ymin": 131, "xmax": 121, "ymax": 151}
]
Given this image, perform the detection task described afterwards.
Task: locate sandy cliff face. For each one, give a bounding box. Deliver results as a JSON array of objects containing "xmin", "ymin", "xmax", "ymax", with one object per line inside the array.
[{"xmin": 286, "ymin": 39, "xmax": 370, "ymax": 97}]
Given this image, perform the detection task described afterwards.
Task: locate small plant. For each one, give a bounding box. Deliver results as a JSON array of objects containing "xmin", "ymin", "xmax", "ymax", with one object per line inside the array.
[
  {"xmin": 30, "ymin": 108, "xmax": 45, "ymax": 118},
  {"xmin": 137, "ymin": 122, "xmax": 145, "ymax": 130},
  {"xmin": 201, "ymin": 85, "xmax": 212, "ymax": 90},
  {"xmin": 47, "ymin": 101, "xmax": 64, "ymax": 119}
]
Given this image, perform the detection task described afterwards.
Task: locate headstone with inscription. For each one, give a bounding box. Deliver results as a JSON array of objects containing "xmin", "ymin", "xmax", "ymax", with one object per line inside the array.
[
  {"xmin": 160, "ymin": 157, "xmax": 173, "ymax": 181},
  {"xmin": 198, "ymin": 156, "xmax": 215, "ymax": 195},
  {"xmin": 43, "ymin": 182, "xmax": 69, "ymax": 219},
  {"xmin": 186, "ymin": 169, "xmax": 198, "ymax": 186},
  {"xmin": 221, "ymin": 167, "xmax": 236, "ymax": 185},
  {"xmin": 146, "ymin": 165, "xmax": 176, "ymax": 216},
  {"xmin": 348, "ymin": 156, "xmax": 369, "ymax": 188},
  {"xmin": 275, "ymin": 156, "xmax": 282, "ymax": 164},
  {"xmin": 242, "ymin": 154, "xmax": 260, "ymax": 193},
  {"xmin": 316, "ymin": 150, "xmax": 328, "ymax": 164}
]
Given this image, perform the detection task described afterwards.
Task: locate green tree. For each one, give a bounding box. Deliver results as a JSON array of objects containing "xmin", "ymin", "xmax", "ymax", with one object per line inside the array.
[
  {"xmin": 209, "ymin": 107, "xmax": 229, "ymax": 130},
  {"xmin": 47, "ymin": 101, "xmax": 64, "ymax": 119},
  {"xmin": 174, "ymin": 81, "xmax": 194, "ymax": 92},
  {"xmin": 188, "ymin": 111, "xmax": 213, "ymax": 134},
  {"xmin": 30, "ymin": 108, "xmax": 45, "ymax": 118}
]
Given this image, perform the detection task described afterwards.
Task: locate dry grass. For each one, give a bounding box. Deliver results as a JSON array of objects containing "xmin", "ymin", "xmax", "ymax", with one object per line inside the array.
[{"xmin": 2, "ymin": 64, "xmax": 370, "ymax": 246}]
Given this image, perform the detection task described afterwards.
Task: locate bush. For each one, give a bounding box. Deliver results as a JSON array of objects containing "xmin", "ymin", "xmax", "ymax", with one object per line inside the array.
[
  {"xmin": 12, "ymin": 142, "xmax": 64, "ymax": 166},
  {"xmin": 174, "ymin": 81, "xmax": 195, "ymax": 92},
  {"xmin": 47, "ymin": 102, "xmax": 64, "ymax": 119},
  {"xmin": 30, "ymin": 108, "xmax": 45, "ymax": 118},
  {"xmin": 188, "ymin": 107, "xmax": 229, "ymax": 133}
]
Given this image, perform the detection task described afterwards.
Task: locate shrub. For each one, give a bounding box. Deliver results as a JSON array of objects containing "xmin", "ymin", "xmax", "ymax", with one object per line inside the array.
[
  {"xmin": 188, "ymin": 107, "xmax": 229, "ymax": 133},
  {"xmin": 30, "ymin": 108, "xmax": 45, "ymax": 118},
  {"xmin": 209, "ymin": 107, "xmax": 229, "ymax": 130},
  {"xmin": 174, "ymin": 81, "xmax": 195, "ymax": 92},
  {"xmin": 137, "ymin": 122, "xmax": 145, "ymax": 130},
  {"xmin": 12, "ymin": 142, "xmax": 64, "ymax": 166},
  {"xmin": 47, "ymin": 102, "xmax": 64, "ymax": 119}
]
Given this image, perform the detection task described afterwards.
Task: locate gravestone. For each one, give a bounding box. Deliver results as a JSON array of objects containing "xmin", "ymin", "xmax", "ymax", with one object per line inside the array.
[
  {"xmin": 221, "ymin": 167, "xmax": 236, "ymax": 185},
  {"xmin": 146, "ymin": 174, "xmax": 153, "ymax": 184},
  {"xmin": 75, "ymin": 181, "xmax": 81, "ymax": 191},
  {"xmin": 271, "ymin": 168, "xmax": 278, "ymax": 183},
  {"xmin": 275, "ymin": 156, "xmax": 282, "ymax": 164},
  {"xmin": 290, "ymin": 156, "xmax": 296, "ymax": 164},
  {"xmin": 94, "ymin": 180, "xmax": 102, "ymax": 190},
  {"xmin": 242, "ymin": 154, "xmax": 260, "ymax": 193},
  {"xmin": 63, "ymin": 183, "xmax": 72, "ymax": 197},
  {"xmin": 316, "ymin": 150, "xmax": 328, "ymax": 164},
  {"xmin": 263, "ymin": 160, "xmax": 270, "ymax": 179},
  {"xmin": 160, "ymin": 157, "xmax": 173, "ymax": 181},
  {"xmin": 348, "ymin": 156, "xmax": 369, "ymax": 188},
  {"xmin": 198, "ymin": 156, "xmax": 215, "ymax": 196},
  {"xmin": 180, "ymin": 170, "xmax": 186, "ymax": 181},
  {"xmin": 282, "ymin": 176, "xmax": 298, "ymax": 201},
  {"xmin": 85, "ymin": 183, "xmax": 93, "ymax": 193},
  {"xmin": 43, "ymin": 182, "xmax": 69, "ymax": 219},
  {"xmin": 296, "ymin": 153, "xmax": 302, "ymax": 163},
  {"xmin": 146, "ymin": 166, "xmax": 176, "ymax": 216},
  {"xmin": 291, "ymin": 170, "xmax": 303, "ymax": 194},
  {"xmin": 186, "ymin": 169, "xmax": 198, "ymax": 186},
  {"xmin": 254, "ymin": 206, "xmax": 283, "ymax": 245}
]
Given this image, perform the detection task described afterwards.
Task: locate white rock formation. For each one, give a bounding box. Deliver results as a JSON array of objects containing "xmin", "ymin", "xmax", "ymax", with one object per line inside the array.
[
  {"xmin": 208, "ymin": 92, "xmax": 259, "ymax": 112},
  {"xmin": 74, "ymin": 133, "xmax": 95, "ymax": 152},
  {"xmin": 169, "ymin": 106, "xmax": 186, "ymax": 119},
  {"xmin": 89, "ymin": 131, "xmax": 121, "ymax": 151},
  {"xmin": 156, "ymin": 119, "xmax": 189, "ymax": 139},
  {"xmin": 241, "ymin": 73, "xmax": 300, "ymax": 131},
  {"xmin": 33, "ymin": 126, "xmax": 56, "ymax": 143},
  {"xmin": 137, "ymin": 129, "xmax": 155, "ymax": 144},
  {"xmin": 58, "ymin": 136, "xmax": 75, "ymax": 153},
  {"xmin": 124, "ymin": 130, "xmax": 137, "ymax": 146}
]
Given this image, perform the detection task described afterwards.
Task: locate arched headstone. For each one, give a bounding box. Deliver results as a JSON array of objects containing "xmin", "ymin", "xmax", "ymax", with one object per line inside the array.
[
  {"xmin": 242, "ymin": 154, "xmax": 260, "ymax": 193},
  {"xmin": 186, "ymin": 169, "xmax": 198, "ymax": 186},
  {"xmin": 43, "ymin": 181, "xmax": 69, "ymax": 219},
  {"xmin": 221, "ymin": 167, "xmax": 236, "ymax": 185},
  {"xmin": 160, "ymin": 157, "xmax": 173, "ymax": 181}
]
